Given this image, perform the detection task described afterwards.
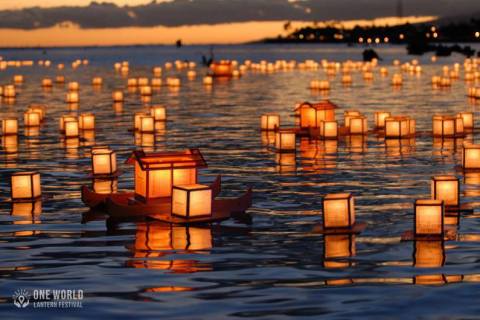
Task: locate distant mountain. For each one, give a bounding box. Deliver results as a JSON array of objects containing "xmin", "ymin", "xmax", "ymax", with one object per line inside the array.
[{"xmin": 0, "ymin": 0, "xmax": 478, "ymax": 29}]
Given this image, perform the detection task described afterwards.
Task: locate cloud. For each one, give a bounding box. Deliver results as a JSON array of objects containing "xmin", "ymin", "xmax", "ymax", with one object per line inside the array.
[{"xmin": 0, "ymin": 0, "xmax": 477, "ymax": 29}]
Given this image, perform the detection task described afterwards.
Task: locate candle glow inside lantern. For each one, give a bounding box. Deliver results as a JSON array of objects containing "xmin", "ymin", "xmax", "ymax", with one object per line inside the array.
[
  {"xmin": 203, "ymin": 76, "xmax": 213, "ymax": 85},
  {"xmin": 42, "ymin": 78, "xmax": 53, "ymax": 87},
  {"xmin": 432, "ymin": 115, "xmax": 461, "ymax": 137},
  {"xmin": 150, "ymin": 106, "xmax": 167, "ymax": 122},
  {"xmin": 457, "ymin": 112, "xmax": 474, "ymax": 129},
  {"xmin": 348, "ymin": 116, "xmax": 368, "ymax": 135},
  {"xmin": 11, "ymin": 172, "xmax": 41, "ymax": 200},
  {"xmin": 79, "ymin": 113, "xmax": 95, "ymax": 130},
  {"xmin": 139, "ymin": 116, "xmax": 155, "ymax": 133},
  {"xmin": 322, "ymin": 193, "xmax": 355, "ymax": 229},
  {"xmin": 414, "ymin": 199, "xmax": 444, "ymax": 237},
  {"xmin": 2, "ymin": 118, "xmax": 18, "ymax": 135},
  {"xmin": 64, "ymin": 120, "xmax": 79, "ymax": 138},
  {"xmin": 260, "ymin": 114, "xmax": 280, "ymax": 131},
  {"xmin": 319, "ymin": 120, "xmax": 338, "ymax": 139},
  {"xmin": 298, "ymin": 101, "xmax": 338, "ymax": 129},
  {"xmin": 172, "ymin": 184, "xmax": 212, "ymax": 218},
  {"xmin": 68, "ymin": 82, "xmax": 79, "ymax": 91},
  {"xmin": 3, "ymin": 85, "xmax": 16, "ymax": 98},
  {"xmin": 384, "ymin": 116, "xmax": 413, "ymax": 138},
  {"xmin": 463, "ymin": 144, "xmax": 480, "ymax": 170},
  {"xmin": 59, "ymin": 115, "xmax": 77, "ymax": 132},
  {"xmin": 66, "ymin": 92, "xmax": 79, "ymax": 103},
  {"xmin": 92, "ymin": 77, "xmax": 103, "ymax": 86},
  {"xmin": 92, "ymin": 148, "xmax": 117, "ymax": 176},
  {"xmin": 431, "ymin": 175, "xmax": 459, "ymax": 207},
  {"xmin": 344, "ymin": 110, "xmax": 361, "ymax": 128},
  {"xmin": 24, "ymin": 111, "xmax": 41, "ymax": 127},
  {"xmin": 127, "ymin": 149, "xmax": 207, "ymax": 201},
  {"xmin": 28, "ymin": 105, "xmax": 45, "ymax": 121},
  {"xmin": 374, "ymin": 111, "xmax": 391, "ymax": 129},
  {"xmin": 140, "ymin": 86, "xmax": 152, "ymax": 96},
  {"xmin": 112, "ymin": 90, "xmax": 124, "ymax": 102},
  {"xmin": 275, "ymin": 129, "xmax": 296, "ymax": 153}
]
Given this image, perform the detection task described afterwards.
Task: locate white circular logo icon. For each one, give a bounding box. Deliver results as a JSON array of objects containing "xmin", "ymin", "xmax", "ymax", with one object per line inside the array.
[{"xmin": 13, "ymin": 290, "xmax": 30, "ymax": 308}]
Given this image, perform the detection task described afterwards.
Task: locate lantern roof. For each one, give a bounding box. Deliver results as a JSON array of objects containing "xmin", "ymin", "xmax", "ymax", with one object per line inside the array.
[
  {"xmin": 295, "ymin": 100, "xmax": 339, "ymax": 112},
  {"xmin": 126, "ymin": 148, "xmax": 207, "ymax": 170}
]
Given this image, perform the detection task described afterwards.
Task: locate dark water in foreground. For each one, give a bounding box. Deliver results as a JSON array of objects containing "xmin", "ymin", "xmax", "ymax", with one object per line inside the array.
[{"xmin": 1, "ymin": 44, "xmax": 480, "ymax": 319}]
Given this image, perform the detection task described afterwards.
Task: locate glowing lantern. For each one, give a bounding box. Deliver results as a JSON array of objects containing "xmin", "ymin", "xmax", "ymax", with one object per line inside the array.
[
  {"xmin": 341, "ymin": 74, "xmax": 352, "ymax": 84},
  {"xmin": 153, "ymin": 67, "xmax": 162, "ymax": 77},
  {"xmin": 148, "ymin": 106, "xmax": 166, "ymax": 122},
  {"xmin": 2, "ymin": 118, "xmax": 18, "ymax": 135},
  {"xmin": 298, "ymin": 101, "xmax": 338, "ymax": 129},
  {"xmin": 344, "ymin": 110, "xmax": 361, "ymax": 128},
  {"xmin": 66, "ymin": 92, "xmax": 79, "ymax": 103},
  {"xmin": 92, "ymin": 77, "xmax": 103, "ymax": 86},
  {"xmin": 139, "ymin": 116, "xmax": 155, "ymax": 133},
  {"xmin": 187, "ymin": 70, "xmax": 196, "ymax": 79},
  {"xmin": 374, "ymin": 111, "xmax": 391, "ymax": 129},
  {"xmin": 128, "ymin": 78, "xmax": 138, "ymax": 87},
  {"xmin": 384, "ymin": 116, "xmax": 412, "ymax": 138},
  {"xmin": 167, "ymin": 77, "xmax": 181, "ymax": 87},
  {"xmin": 322, "ymin": 193, "xmax": 355, "ymax": 229},
  {"xmin": 68, "ymin": 82, "xmax": 79, "ymax": 91},
  {"xmin": 64, "ymin": 120, "xmax": 79, "ymax": 138},
  {"xmin": 432, "ymin": 115, "xmax": 461, "ymax": 137},
  {"xmin": 391, "ymin": 74, "xmax": 403, "ymax": 86},
  {"xmin": 28, "ymin": 105, "xmax": 45, "ymax": 121},
  {"xmin": 77, "ymin": 113, "xmax": 95, "ymax": 130},
  {"xmin": 42, "ymin": 78, "xmax": 53, "ymax": 87},
  {"xmin": 348, "ymin": 116, "xmax": 368, "ymax": 135},
  {"xmin": 151, "ymin": 78, "xmax": 162, "ymax": 87},
  {"xmin": 11, "ymin": 172, "xmax": 41, "ymax": 200},
  {"xmin": 59, "ymin": 115, "xmax": 77, "ymax": 132},
  {"xmin": 140, "ymin": 86, "xmax": 152, "ymax": 96},
  {"xmin": 414, "ymin": 199, "xmax": 444, "ymax": 237},
  {"xmin": 319, "ymin": 120, "xmax": 338, "ymax": 139},
  {"xmin": 210, "ymin": 61, "xmax": 233, "ymax": 77},
  {"xmin": 260, "ymin": 114, "xmax": 280, "ymax": 131},
  {"xmin": 112, "ymin": 90, "xmax": 124, "ymax": 102},
  {"xmin": 24, "ymin": 111, "xmax": 41, "ymax": 127},
  {"xmin": 172, "ymin": 184, "xmax": 212, "ymax": 218},
  {"xmin": 203, "ymin": 76, "xmax": 213, "ymax": 85},
  {"xmin": 463, "ymin": 143, "xmax": 480, "ymax": 170},
  {"xmin": 3, "ymin": 85, "xmax": 16, "ymax": 98},
  {"xmin": 457, "ymin": 112, "xmax": 473, "ymax": 129},
  {"xmin": 13, "ymin": 75, "xmax": 24, "ymax": 84},
  {"xmin": 127, "ymin": 149, "xmax": 207, "ymax": 201},
  {"xmin": 92, "ymin": 148, "xmax": 117, "ymax": 176},
  {"xmin": 134, "ymin": 113, "xmax": 147, "ymax": 131},
  {"xmin": 56, "ymin": 75, "xmax": 65, "ymax": 84},
  {"xmin": 275, "ymin": 129, "xmax": 296, "ymax": 153},
  {"xmin": 431, "ymin": 175, "xmax": 459, "ymax": 207}
]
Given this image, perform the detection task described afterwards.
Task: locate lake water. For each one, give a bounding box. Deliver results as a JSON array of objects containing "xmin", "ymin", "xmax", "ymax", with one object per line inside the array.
[{"xmin": 1, "ymin": 44, "xmax": 480, "ymax": 319}]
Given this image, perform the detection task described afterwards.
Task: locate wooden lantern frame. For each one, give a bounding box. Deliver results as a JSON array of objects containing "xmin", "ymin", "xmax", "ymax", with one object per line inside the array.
[
  {"xmin": 92, "ymin": 149, "xmax": 117, "ymax": 177},
  {"xmin": 348, "ymin": 116, "xmax": 368, "ymax": 135},
  {"xmin": 385, "ymin": 116, "xmax": 411, "ymax": 138},
  {"xmin": 260, "ymin": 114, "xmax": 280, "ymax": 131},
  {"xmin": 431, "ymin": 175, "xmax": 460, "ymax": 208},
  {"xmin": 275, "ymin": 129, "xmax": 297, "ymax": 153},
  {"xmin": 171, "ymin": 184, "xmax": 213, "ymax": 218},
  {"xmin": 462, "ymin": 144, "xmax": 480, "ymax": 170},
  {"xmin": 322, "ymin": 193, "xmax": 355, "ymax": 230},
  {"xmin": 414, "ymin": 199, "xmax": 444, "ymax": 237},
  {"xmin": 374, "ymin": 111, "xmax": 392, "ymax": 129},
  {"xmin": 2, "ymin": 118, "xmax": 18, "ymax": 135},
  {"xmin": 11, "ymin": 171, "xmax": 41, "ymax": 201}
]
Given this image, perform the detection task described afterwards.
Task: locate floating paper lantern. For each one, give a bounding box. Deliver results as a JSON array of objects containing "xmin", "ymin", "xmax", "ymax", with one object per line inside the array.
[
  {"xmin": 79, "ymin": 113, "xmax": 95, "ymax": 130},
  {"xmin": 385, "ymin": 116, "xmax": 412, "ymax": 138},
  {"xmin": 414, "ymin": 199, "xmax": 444, "ymax": 237},
  {"xmin": 319, "ymin": 120, "xmax": 338, "ymax": 139},
  {"xmin": 134, "ymin": 112, "xmax": 147, "ymax": 131},
  {"xmin": 431, "ymin": 175, "xmax": 459, "ymax": 207},
  {"xmin": 56, "ymin": 75, "xmax": 65, "ymax": 84},
  {"xmin": 68, "ymin": 82, "xmax": 79, "ymax": 91},
  {"xmin": 344, "ymin": 110, "xmax": 361, "ymax": 128},
  {"xmin": 457, "ymin": 112, "xmax": 474, "ymax": 129},
  {"xmin": 127, "ymin": 78, "xmax": 138, "ymax": 87},
  {"xmin": 66, "ymin": 92, "xmax": 79, "ymax": 103},
  {"xmin": 150, "ymin": 106, "xmax": 166, "ymax": 122},
  {"xmin": 260, "ymin": 114, "xmax": 280, "ymax": 131},
  {"xmin": 298, "ymin": 101, "xmax": 338, "ymax": 129},
  {"xmin": 151, "ymin": 78, "xmax": 162, "ymax": 87},
  {"xmin": 140, "ymin": 86, "xmax": 152, "ymax": 96},
  {"xmin": 92, "ymin": 148, "xmax": 117, "ymax": 176},
  {"xmin": 11, "ymin": 172, "xmax": 41, "ymax": 200},
  {"xmin": 275, "ymin": 129, "xmax": 296, "ymax": 153},
  {"xmin": 153, "ymin": 67, "xmax": 162, "ymax": 77},
  {"xmin": 138, "ymin": 77, "xmax": 149, "ymax": 87},
  {"xmin": 2, "ymin": 118, "xmax": 18, "ymax": 135},
  {"xmin": 92, "ymin": 77, "xmax": 103, "ymax": 86},
  {"xmin": 64, "ymin": 120, "xmax": 79, "ymax": 138},
  {"xmin": 374, "ymin": 111, "xmax": 391, "ymax": 129},
  {"xmin": 432, "ymin": 115, "xmax": 461, "ymax": 137},
  {"xmin": 139, "ymin": 116, "xmax": 155, "ymax": 133},
  {"xmin": 13, "ymin": 75, "xmax": 24, "ymax": 84},
  {"xmin": 41, "ymin": 78, "xmax": 53, "ymax": 87},
  {"xmin": 112, "ymin": 90, "xmax": 124, "ymax": 102},
  {"xmin": 167, "ymin": 77, "xmax": 181, "ymax": 87},
  {"xmin": 391, "ymin": 74, "xmax": 403, "ymax": 86},
  {"xmin": 127, "ymin": 149, "xmax": 206, "ymax": 201},
  {"xmin": 348, "ymin": 116, "xmax": 368, "ymax": 135},
  {"xmin": 210, "ymin": 61, "xmax": 233, "ymax": 77},
  {"xmin": 187, "ymin": 70, "xmax": 196, "ymax": 79},
  {"xmin": 203, "ymin": 76, "xmax": 213, "ymax": 85},
  {"xmin": 59, "ymin": 115, "xmax": 77, "ymax": 132},
  {"xmin": 24, "ymin": 111, "xmax": 41, "ymax": 127},
  {"xmin": 341, "ymin": 74, "xmax": 352, "ymax": 84},
  {"xmin": 462, "ymin": 143, "xmax": 480, "ymax": 170},
  {"xmin": 172, "ymin": 184, "xmax": 212, "ymax": 218},
  {"xmin": 310, "ymin": 80, "xmax": 330, "ymax": 90},
  {"xmin": 3, "ymin": 85, "xmax": 16, "ymax": 98},
  {"xmin": 322, "ymin": 193, "xmax": 355, "ymax": 229},
  {"xmin": 363, "ymin": 71, "xmax": 373, "ymax": 81}
]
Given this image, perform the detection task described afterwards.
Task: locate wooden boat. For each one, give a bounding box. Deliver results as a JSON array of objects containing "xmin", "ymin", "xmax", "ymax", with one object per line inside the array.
[
  {"xmin": 81, "ymin": 175, "xmax": 222, "ymax": 210},
  {"xmin": 107, "ymin": 187, "xmax": 252, "ymax": 223}
]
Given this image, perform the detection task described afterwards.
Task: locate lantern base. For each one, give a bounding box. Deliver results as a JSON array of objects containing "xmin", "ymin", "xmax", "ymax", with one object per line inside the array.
[
  {"xmin": 312, "ymin": 221, "xmax": 366, "ymax": 235},
  {"xmin": 87, "ymin": 170, "xmax": 122, "ymax": 179},
  {"xmin": 401, "ymin": 227, "xmax": 457, "ymax": 241},
  {"xmin": 445, "ymin": 203, "xmax": 474, "ymax": 214}
]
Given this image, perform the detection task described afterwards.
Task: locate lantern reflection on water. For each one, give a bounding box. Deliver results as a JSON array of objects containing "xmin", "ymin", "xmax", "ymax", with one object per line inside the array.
[
  {"xmin": 127, "ymin": 149, "xmax": 207, "ymax": 201},
  {"xmin": 92, "ymin": 178, "xmax": 118, "ymax": 194},
  {"xmin": 112, "ymin": 90, "xmax": 124, "ymax": 102},
  {"xmin": 323, "ymin": 234, "xmax": 356, "ymax": 268},
  {"xmin": 66, "ymin": 92, "xmax": 79, "ymax": 103},
  {"xmin": 414, "ymin": 199, "xmax": 444, "ymax": 237},
  {"xmin": 260, "ymin": 114, "xmax": 280, "ymax": 131},
  {"xmin": 414, "ymin": 240, "xmax": 445, "ymax": 268},
  {"xmin": 11, "ymin": 200, "xmax": 42, "ymax": 217},
  {"xmin": 431, "ymin": 175, "xmax": 459, "ymax": 207},
  {"xmin": 322, "ymin": 193, "xmax": 355, "ymax": 229},
  {"xmin": 11, "ymin": 172, "xmax": 41, "ymax": 201}
]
